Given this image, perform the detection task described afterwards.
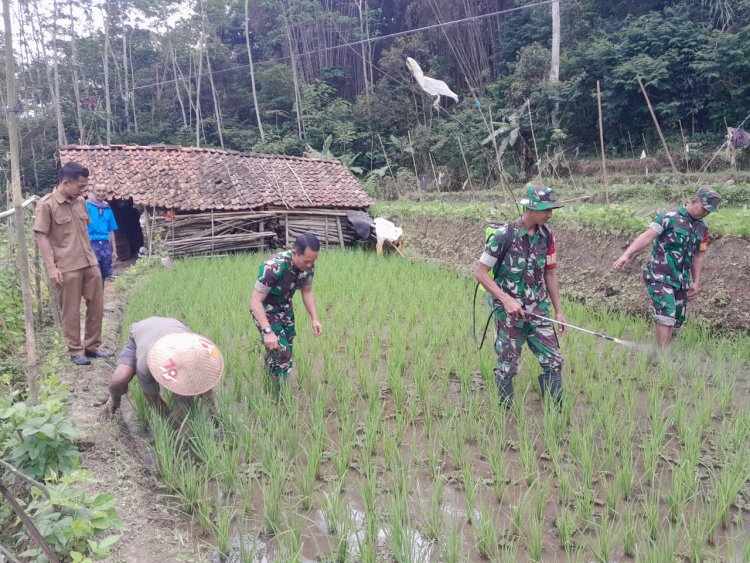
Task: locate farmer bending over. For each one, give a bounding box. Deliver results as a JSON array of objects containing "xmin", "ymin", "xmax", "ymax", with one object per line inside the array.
[
  {"xmin": 612, "ymin": 187, "xmax": 720, "ymax": 349},
  {"xmin": 250, "ymin": 233, "xmax": 323, "ymax": 391},
  {"xmin": 102, "ymin": 317, "xmax": 224, "ymax": 418},
  {"xmin": 474, "ymin": 185, "xmax": 566, "ymax": 409}
]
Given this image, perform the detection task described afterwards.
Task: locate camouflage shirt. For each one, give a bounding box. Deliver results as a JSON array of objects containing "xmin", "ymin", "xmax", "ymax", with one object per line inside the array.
[
  {"xmin": 254, "ymin": 250, "xmax": 314, "ymax": 314},
  {"xmin": 479, "ymin": 220, "xmax": 557, "ymax": 314},
  {"xmin": 644, "ymin": 206, "xmax": 708, "ymax": 289}
]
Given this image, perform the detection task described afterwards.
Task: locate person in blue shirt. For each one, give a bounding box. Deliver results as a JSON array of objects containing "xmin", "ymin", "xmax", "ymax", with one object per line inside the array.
[{"xmin": 86, "ymin": 183, "xmax": 118, "ymax": 280}]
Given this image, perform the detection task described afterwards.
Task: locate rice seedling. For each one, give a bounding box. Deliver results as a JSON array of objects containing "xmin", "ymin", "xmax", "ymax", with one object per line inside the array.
[
  {"xmin": 589, "ymin": 512, "xmax": 618, "ymax": 563},
  {"xmin": 462, "ymin": 465, "xmax": 477, "ymax": 523},
  {"xmin": 621, "ymin": 506, "xmax": 638, "ymax": 558},
  {"xmin": 259, "ymin": 456, "xmax": 288, "ymax": 535},
  {"xmin": 709, "ymin": 451, "xmax": 748, "ymax": 529},
  {"xmin": 475, "ymin": 501, "xmax": 499, "ymax": 560},
  {"xmin": 440, "ymin": 525, "xmax": 462, "ymax": 563},
  {"xmin": 174, "ymin": 457, "xmax": 210, "ymax": 516},
  {"xmin": 525, "ymin": 514, "xmax": 544, "ymax": 562},
  {"xmin": 488, "ymin": 449, "xmax": 508, "ymax": 503},
  {"xmin": 615, "ymin": 446, "xmax": 635, "ymax": 501},
  {"xmin": 644, "ymin": 491, "xmax": 661, "ymax": 542},
  {"xmin": 214, "ymin": 506, "xmax": 236, "ymax": 558},
  {"xmin": 555, "ymin": 505, "xmax": 577, "ymax": 553},
  {"xmin": 517, "ymin": 424, "xmax": 539, "ymax": 486},
  {"xmin": 422, "ymin": 476, "xmax": 443, "ymax": 541},
  {"xmin": 576, "ymin": 485, "xmax": 594, "ymax": 527},
  {"xmin": 556, "ymin": 468, "xmax": 574, "ymax": 506}
]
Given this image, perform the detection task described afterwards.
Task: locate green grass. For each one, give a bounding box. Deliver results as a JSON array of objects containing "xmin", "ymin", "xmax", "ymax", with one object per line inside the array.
[
  {"xmin": 122, "ymin": 250, "xmax": 750, "ymax": 560},
  {"xmin": 372, "ymin": 198, "xmax": 750, "ymax": 237}
]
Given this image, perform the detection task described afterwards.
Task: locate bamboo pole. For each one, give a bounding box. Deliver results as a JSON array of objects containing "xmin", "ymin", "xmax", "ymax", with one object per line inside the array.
[
  {"xmin": 3, "ymin": 0, "xmax": 38, "ymax": 402},
  {"xmin": 596, "ymin": 81, "xmax": 610, "ymax": 207},
  {"xmin": 457, "ymin": 136, "xmax": 473, "ymax": 190},
  {"xmin": 336, "ymin": 217, "xmax": 344, "ymax": 249},
  {"xmin": 0, "ymin": 483, "xmax": 59, "ymax": 563},
  {"xmin": 526, "ymin": 101, "xmax": 541, "ymax": 183},
  {"xmin": 637, "ymin": 76, "xmax": 679, "ymax": 175},
  {"xmin": 407, "ymin": 129, "xmax": 419, "ymax": 190}
]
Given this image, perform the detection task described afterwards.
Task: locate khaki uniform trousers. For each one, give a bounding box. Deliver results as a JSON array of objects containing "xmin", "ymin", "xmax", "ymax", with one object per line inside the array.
[{"xmin": 58, "ymin": 265, "xmax": 103, "ymax": 355}]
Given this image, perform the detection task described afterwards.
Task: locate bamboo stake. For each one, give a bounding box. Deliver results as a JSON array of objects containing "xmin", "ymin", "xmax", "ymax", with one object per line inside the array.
[
  {"xmin": 0, "ymin": 542, "xmax": 22, "ymax": 563},
  {"xmin": 637, "ymin": 76, "xmax": 679, "ymax": 175},
  {"xmin": 596, "ymin": 81, "xmax": 610, "ymax": 207},
  {"xmin": 0, "ymin": 459, "xmax": 50, "ymax": 499},
  {"xmin": 324, "ymin": 216, "xmax": 329, "ymax": 249},
  {"xmin": 3, "ymin": 0, "xmax": 37, "ymax": 402},
  {"xmin": 527, "ymin": 100, "xmax": 542, "ymax": 181},
  {"xmin": 0, "ymin": 482, "xmax": 59, "ymax": 563},
  {"xmin": 407, "ymin": 129, "xmax": 419, "ymax": 190},
  {"xmin": 336, "ymin": 217, "xmax": 344, "ymax": 249},
  {"xmin": 377, "ymin": 134, "xmax": 394, "ymax": 180},
  {"xmin": 457, "ymin": 136, "xmax": 473, "ymax": 190}
]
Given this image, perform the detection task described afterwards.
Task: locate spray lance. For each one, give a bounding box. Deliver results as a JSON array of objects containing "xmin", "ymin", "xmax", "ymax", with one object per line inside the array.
[{"xmin": 472, "ymin": 285, "xmax": 650, "ymax": 353}]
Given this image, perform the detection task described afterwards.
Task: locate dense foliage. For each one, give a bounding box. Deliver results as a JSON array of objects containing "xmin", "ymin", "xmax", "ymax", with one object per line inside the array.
[{"xmin": 0, "ymin": 0, "xmax": 749, "ymax": 194}]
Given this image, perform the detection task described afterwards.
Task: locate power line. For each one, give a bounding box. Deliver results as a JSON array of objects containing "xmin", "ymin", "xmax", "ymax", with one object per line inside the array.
[{"xmin": 128, "ymin": 0, "xmax": 566, "ymax": 95}]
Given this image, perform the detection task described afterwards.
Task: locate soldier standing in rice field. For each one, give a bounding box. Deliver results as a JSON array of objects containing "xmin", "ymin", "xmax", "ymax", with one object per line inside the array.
[
  {"xmin": 474, "ymin": 184, "xmax": 567, "ymax": 409},
  {"xmin": 613, "ymin": 187, "xmax": 721, "ymax": 349},
  {"xmin": 250, "ymin": 233, "xmax": 323, "ymax": 391}
]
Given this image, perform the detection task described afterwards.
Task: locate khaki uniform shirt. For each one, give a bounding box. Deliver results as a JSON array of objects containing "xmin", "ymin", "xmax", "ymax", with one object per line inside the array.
[{"xmin": 33, "ymin": 189, "xmax": 98, "ymax": 273}]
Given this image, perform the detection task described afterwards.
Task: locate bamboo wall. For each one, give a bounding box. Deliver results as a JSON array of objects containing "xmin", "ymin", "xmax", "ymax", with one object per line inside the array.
[{"xmin": 142, "ymin": 207, "xmax": 365, "ymax": 258}]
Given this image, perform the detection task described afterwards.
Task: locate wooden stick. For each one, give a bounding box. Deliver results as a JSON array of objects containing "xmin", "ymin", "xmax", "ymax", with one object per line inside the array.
[
  {"xmin": 637, "ymin": 76, "xmax": 679, "ymax": 175},
  {"xmin": 0, "ymin": 458, "xmax": 50, "ymax": 498},
  {"xmin": 596, "ymin": 80, "xmax": 610, "ymax": 207},
  {"xmin": 0, "ymin": 541, "xmax": 22, "ymax": 563},
  {"xmin": 0, "ymin": 482, "xmax": 59, "ymax": 563}
]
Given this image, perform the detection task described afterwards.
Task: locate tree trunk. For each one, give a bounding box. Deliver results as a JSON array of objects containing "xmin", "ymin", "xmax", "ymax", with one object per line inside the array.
[
  {"xmin": 103, "ymin": 0, "xmax": 112, "ymax": 143},
  {"xmin": 128, "ymin": 33, "xmax": 138, "ymax": 133},
  {"xmin": 549, "ymin": 0, "xmax": 561, "ymax": 129},
  {"xmin": 170, "ymin": 46, "xmax": 188, "ymax": 128},
  {"xmin": 3, "ymin": 0, "xmax": 39, "ymax": 404},
  {"xmin": 121, "ymin": 28, "xmax": 131, "ymax": 131},
  {"xmin": 281, "ymin": 4, "xmax": 304, "ymax": 139},
  {"xmin": 244, "ymin": 0, "xmax": 264, "ymax": 140},
  {"xmin": 51, "ymin": 0, "xmax": 67, "ymax": 145},
  {"xmin": 68, "ymin": 0, "xmax": 84, "ymax": 143},
  {"xmin": 195, "ymin": 40, "xmax": 204, "ymax": 147}
]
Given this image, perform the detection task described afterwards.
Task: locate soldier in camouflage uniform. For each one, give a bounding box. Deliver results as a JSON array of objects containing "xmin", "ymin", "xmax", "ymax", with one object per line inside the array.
[
  {"xmin": 613, "ymin": 187, "xmax": 720, "ymax": 348},
  {"xmin": 474, "ymin": 185, "xmax": 567, "ymax": 408},
  {"xmin": 250, "ymin": 233, "xmax": 323, "ymax": 389}
]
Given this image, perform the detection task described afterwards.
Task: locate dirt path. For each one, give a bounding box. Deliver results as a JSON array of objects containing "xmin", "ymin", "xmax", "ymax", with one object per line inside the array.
[
  {"xmin": 62, "ymin": 282, "xmax": 206, "ymax": 562},
  {"xmin": 394, "ymin": 215, "xmax": 750, "ymax": 333}
]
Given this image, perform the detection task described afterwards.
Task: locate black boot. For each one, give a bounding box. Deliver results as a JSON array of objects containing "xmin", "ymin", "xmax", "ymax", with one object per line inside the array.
[
  {"xmin": 539, "ymin": 372, "xmax": 563, "ymax": 409},
  {"xmin": 495, "ymin": 374, "xmax": 514, "ymax": 410}
]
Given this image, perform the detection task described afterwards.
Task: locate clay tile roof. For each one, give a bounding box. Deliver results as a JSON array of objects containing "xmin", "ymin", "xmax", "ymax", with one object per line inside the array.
[{"xmin": 58, "ymin": 145, "xmax": 373, "ymax": 211}]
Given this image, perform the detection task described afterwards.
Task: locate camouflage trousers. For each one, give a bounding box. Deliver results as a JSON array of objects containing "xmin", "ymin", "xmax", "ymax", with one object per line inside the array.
[
  {"xmin": 255, "ymin": 310, "xmax": 296, "ymax": 378},
  {"xmin": 645, "ymin": 280, "xmax": 687, "ymax": 328},
  {"xmin": 493, "ymin": 314, "xmax": 563, "ymax": 383}
]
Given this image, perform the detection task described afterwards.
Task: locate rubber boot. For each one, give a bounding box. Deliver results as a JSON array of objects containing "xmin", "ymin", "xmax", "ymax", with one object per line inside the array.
[
  {"xmin": 496, "ymin": 375, "xmax": 514, "ymax": 410},
  {"xmin": 539, "ymin": 372, "xmax": 563, "ymax": 409}
]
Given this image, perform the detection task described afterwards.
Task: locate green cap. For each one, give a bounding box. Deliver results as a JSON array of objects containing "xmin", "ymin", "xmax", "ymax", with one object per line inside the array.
[
  {"xmin": 695, "ymin": 187, "xmax": 720, "ymax": 212},
  {"xmin": 517, "ymin": 184, "xmax": 564, "ymax": 211}
]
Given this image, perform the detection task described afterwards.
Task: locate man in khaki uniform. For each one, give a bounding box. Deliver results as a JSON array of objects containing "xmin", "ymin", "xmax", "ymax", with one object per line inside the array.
[{"xmin": 34, "ymin": 162, "xmax": 112, "ymax": 365}]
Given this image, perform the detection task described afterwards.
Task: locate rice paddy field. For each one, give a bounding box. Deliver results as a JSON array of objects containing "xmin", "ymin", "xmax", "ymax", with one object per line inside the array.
[{"xmin": 123, "ymin": 251, "xmax": 750, "ymax": 562}]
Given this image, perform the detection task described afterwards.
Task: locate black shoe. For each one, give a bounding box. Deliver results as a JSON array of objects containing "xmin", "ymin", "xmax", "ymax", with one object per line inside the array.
[
  {"xmin": 71, "ymin": 355, "xmax": 92, "ymax": 366},
  {"xmin": 85, "ymin": 349, "xmax": 113, "ymax": 358}
]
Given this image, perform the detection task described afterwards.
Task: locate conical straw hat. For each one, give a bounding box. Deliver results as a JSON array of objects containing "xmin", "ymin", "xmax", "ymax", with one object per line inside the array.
[{"xmin": 147, "ymin": 332, "xmax": 224, "ymax": 396}]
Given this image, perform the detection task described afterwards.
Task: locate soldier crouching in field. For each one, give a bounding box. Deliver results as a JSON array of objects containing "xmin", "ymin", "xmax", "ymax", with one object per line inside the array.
[
  {"xmin": 474, "ymin": 185, "xmax": 567, "ymax": 409},
  {"xmin": 613, "ymin": 187, "xmax": 720, "ymax": 349},
  {"xmin": 250, "ymin": 233, "xmax": 323, "ymax": 392}
]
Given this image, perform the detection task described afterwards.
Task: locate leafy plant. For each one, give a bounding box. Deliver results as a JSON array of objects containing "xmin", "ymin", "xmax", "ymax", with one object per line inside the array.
[
  {"xmin": 0, "ymin": 398, "xmax": 79, "ymax": 480},
  {"xmin": 18, "ymin": 471, "xmax": 122, "ymax": 561}
]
